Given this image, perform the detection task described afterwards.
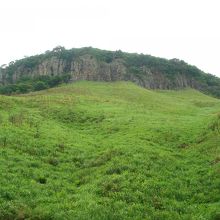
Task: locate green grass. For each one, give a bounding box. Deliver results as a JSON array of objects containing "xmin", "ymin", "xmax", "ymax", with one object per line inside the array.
[{"xmin": 0, "ymin": 81, "xmax": 219, "ymax": 220}]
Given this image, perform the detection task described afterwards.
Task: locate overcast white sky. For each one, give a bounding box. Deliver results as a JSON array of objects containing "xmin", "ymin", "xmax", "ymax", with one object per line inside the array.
[{"xmin": 1, "ymin": 0, "xmax": 220, "ymax": 76}]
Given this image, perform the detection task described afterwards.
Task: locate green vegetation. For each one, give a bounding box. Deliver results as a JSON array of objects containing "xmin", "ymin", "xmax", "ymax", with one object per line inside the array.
[
  {"xmin": 0, "ymin": 81, "xmax": 220, "ymax": 219},
  {"xmin": 1, "ymin": 46, "xmax": 220, "ymax": 98},
  {"xmin": 0, "ymin": 74, "xmax": 71, "ymax": 95}
]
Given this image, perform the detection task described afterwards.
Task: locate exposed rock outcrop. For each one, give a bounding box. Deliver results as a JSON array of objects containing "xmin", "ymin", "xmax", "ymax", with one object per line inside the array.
[{"xmin": 0, "ymin": 47, "xmax": 219, "ymax": 97}]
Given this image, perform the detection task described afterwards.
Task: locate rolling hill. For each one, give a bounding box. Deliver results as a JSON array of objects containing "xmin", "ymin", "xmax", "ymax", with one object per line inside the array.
[
  {"xmin": 0, "ymin": 81, "xmax": 219, "ymax": 219},
  {"xmin": 1, "ymin": 47, "xmax": 220, "ymax": 98}
]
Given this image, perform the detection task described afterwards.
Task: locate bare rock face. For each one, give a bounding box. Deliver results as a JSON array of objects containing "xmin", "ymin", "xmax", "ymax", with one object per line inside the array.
[
  {"xmin": 0, "ymin": 67, "xmax": 7, "ymax": 85},
  {"xmin": 35, "ymin": 56, "xmax": 67, "ymax": 76},
  {"xmin": 70, "ymin": 55, "xmax": 126, "ymax": 82},
  {"xmin": 0, "ymin": 51, "xmax": 204, "ymax": 91},
  {"xmin": 70, "ymin": 55, "xmax": 100, "ymax": 81},
  {"xmin": 0, "ymin": 68, "xmax": 3, "ymax": 84},
  {"xmin": 125, "ymin": 67, "xmax": 199, "ymax": 90},
  {"xmin": 12, "ymin": 56, "xmax": 67, "ymax": 81},
  {"xmin": 1, "ymin": 55, "xmax": 127, "ymax": 84}
]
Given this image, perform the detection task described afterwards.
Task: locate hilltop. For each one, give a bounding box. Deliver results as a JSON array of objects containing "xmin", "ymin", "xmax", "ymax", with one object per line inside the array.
[
  {"xmin": 0, "ymin": 81, "xmax": 219, "ymax": 219},
  {"xmin": 0, "ymin": 46, "xmax": 220, "ymax": 97}
]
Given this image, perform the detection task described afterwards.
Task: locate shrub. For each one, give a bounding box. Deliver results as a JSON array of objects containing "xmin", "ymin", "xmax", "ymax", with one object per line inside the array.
[
  {"xmin": 34, "ymin": 81, "xmax": 48, "ymax": 91},
  {"xmin": 37, "ymin": 177, "xmax": 47, "ymax": 184},
  {"xmin": 17, "ymin": 83, "xmax": 33, "ymax": 93},
  {"xmin": 48, "ymin": 157, "xmax": 59, "ymax": 166}
]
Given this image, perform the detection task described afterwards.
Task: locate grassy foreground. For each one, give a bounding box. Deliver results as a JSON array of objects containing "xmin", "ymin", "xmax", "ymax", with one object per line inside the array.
[{"xmin": 0, "ymin": 81, "xmax": 219, "ymax": 220}]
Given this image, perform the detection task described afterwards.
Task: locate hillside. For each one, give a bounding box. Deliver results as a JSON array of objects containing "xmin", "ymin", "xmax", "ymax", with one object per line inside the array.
[
  {"xmin": 1, "ymin": 47, "xmax": 220, "ymax": 98},
  {"xmin": 0, "ymin": 81, "xmax": 219, "ymax": 219}
]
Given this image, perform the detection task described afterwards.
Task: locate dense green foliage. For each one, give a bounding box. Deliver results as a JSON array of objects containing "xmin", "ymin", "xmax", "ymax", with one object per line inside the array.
[
  {"xmin": 0, "ymin": 81, "xmax": 219, "ymax": 219},
  {"xmin": 1, "ymin": 46, "xmax": 220, "ymax": 97},
  {"xmin": 0, "ymin": 74, "xmax": 71, "ymax": 95}
]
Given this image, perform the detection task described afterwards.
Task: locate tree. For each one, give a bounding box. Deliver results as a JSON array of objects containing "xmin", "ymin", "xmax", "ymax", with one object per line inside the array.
[{"xmin": 52, "ymin": 46, "xmax": 65, "ymax": 53}]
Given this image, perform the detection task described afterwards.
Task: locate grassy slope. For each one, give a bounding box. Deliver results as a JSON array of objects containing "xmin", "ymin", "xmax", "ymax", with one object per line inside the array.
[{"xmin": 0, "ymin": 81, "xmax": 219, "ymax": 220}]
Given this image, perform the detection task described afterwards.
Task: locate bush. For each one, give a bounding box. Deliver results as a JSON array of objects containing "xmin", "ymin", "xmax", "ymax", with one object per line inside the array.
[
  {"xmin": 34, "ymin": 81, "xmax": 48, "ymax": 91},
  {"xmin": 37, "ymin": 177, "xmax": 47, "ymax": 184},
  {"xmin": 48, "ymin": 76, "xmax": 62, "ymax": 87},
  {"xmin": 48, "ymin": 157, "xmax": 59, "ymax": 166},
  {"xmin": 0, "ymin": 73, "xmax": 72, "ymax": 95},
  {"xmin": 17, "ymin": 83, "xmax": 33, "ymax": 93}
]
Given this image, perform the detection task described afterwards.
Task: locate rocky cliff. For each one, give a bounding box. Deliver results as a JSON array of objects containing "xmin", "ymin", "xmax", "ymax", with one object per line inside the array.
[
  {"xmin": 0, "ymin": 54, "xmax": 126, "ymax": 84},
  {"xmin": 0, "ymin": 47, "xmax": 220, "ymax": 97}
]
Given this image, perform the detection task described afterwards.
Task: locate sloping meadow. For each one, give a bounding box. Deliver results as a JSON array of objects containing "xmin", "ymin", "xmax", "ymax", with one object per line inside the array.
[{"xmin": 0, "ymin": 81, "xmax": 219, "ymax": 219}]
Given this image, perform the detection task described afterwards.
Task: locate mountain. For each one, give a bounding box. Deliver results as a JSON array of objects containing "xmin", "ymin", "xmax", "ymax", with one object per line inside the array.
[
  {"xmin": 0, "ymin": 81, "xmax": 219, "ymax": 219},
  {"xmin": 0, "ymin": 46, "xmax": 220, "ymax": 97}
]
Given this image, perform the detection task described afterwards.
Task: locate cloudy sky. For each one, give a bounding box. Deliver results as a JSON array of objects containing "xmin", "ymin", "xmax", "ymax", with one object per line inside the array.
[{"xmin": 1, "ymin": 0, "xmax": 220, "ymax": 76}]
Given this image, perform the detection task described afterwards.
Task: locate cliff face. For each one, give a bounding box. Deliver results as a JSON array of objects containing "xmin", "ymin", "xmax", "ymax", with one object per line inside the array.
[
  {"xmin": 125, "ymin": 69, "xmax": 199, "ymax": 90},
  {"xmin": 0, "ymin": 55, "xmax": 126, "ymax": 84},
  {"xmin": 0, "ymin": 47, "xmax": 219, "ymax": 96},
  {"xmin": 0, "ymin": 56, "xmax": 198, "ymax": 89}
]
